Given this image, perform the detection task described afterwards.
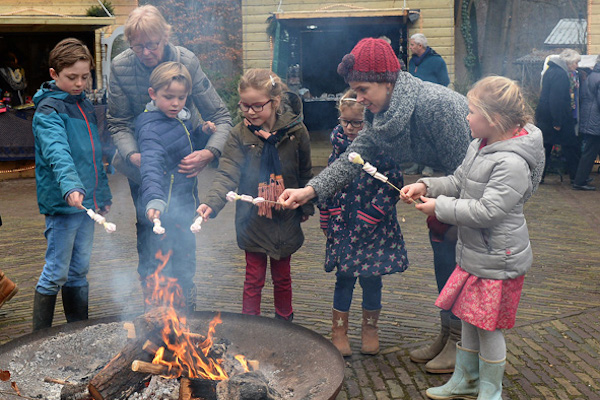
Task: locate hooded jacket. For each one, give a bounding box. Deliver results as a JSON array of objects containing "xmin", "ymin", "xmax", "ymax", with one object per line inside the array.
[
  {"xmin": 107, "ymin": 43, "xmax": 232, "ymax": 162},
  {"xmin": 135, "ymin": 104, "xmax": 207, "ymax": 215},
  {"xmin": 32, "ymin": 81, "xmax": 112, "ymax": 215},
  {"xmin": 419, "ymin": 124, "xmax": 545, "ymax": 280},
  {"xmin": 309, "ymin": 72, "xmax": 470, "ymax": 201},
  {"xmin": 202, "ymin": 92, "xmax": 314, "ymax": 259},
  {"xmin": 578, "ymin": 62, "xmax": 600, "ymax": 137},
  {"xmin": 408, "ymin": 47, "xmax": 450, "ymax": 87}
]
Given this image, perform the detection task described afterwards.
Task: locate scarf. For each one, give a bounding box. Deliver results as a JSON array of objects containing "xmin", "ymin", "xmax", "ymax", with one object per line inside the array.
[
  {"xmin": 411, "ymin": 47, "xmax": 432, "ymax": 67},
  {"xmin": 246, "ymin": 122, "xmax": 286, "ymax": 218}
]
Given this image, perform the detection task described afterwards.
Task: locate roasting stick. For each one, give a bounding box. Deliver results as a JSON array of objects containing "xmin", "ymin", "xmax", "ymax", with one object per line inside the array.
[
  {"xmin": 82, "ymin": 207, "xmax": 117, "ymax": 233},
  {"xmin": 348, "ymin": 152, "xmax": 423, "ymax": 204},
  {"xmin": 226, "ymin": 191, "xmax": 284, "ymax": 207}
]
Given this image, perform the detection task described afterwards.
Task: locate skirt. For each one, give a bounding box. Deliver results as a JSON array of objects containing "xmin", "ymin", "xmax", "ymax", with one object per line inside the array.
[{"xmin": 435, "ymin": 265, "xmax": 525, "ymax": 331}]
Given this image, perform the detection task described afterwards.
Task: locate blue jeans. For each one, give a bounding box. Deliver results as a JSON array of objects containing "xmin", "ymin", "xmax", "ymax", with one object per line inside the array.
[
  {"xmin": 36, "ymin": 213, "xmax": 95, "ymax": 295},
  {"xmin": 333, "ymin": 275, "xmax": 382, "ymax": 312}
]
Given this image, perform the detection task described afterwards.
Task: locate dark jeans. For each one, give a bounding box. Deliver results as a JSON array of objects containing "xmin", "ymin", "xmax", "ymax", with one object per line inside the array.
[
  {"xmin": 573, "ymin": 134, "xmax": 600, "ymax": 186},
  {"xmin": 543, "ymin": 142, "xmax": 581, "ymax": 181},
  {"xmin": 430, "ymin": 231, "xmax": 460, "ymax": 320},
  {"xmin": 333, "ymin": 275, "xmax": 382, "ymax": 312}
]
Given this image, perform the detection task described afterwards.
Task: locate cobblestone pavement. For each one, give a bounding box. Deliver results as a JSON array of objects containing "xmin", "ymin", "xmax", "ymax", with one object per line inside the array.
[{"xmin": 0, "ymin": 140, "xmax": 599, "ymax": 399}]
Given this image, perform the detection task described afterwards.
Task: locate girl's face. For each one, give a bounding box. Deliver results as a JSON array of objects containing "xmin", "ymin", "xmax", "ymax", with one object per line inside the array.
[
  {"xmin": 239, "ymin": 87, "xmax": 279, "ymax": 129},
  {"xmin": 467, "ymin": 103, "xmax": 496, "ymax": 141},
  {"xmin": 349, "ymin": 81, "xmax": 393, "ymax": 114},
  {"xmin": 339, "ymin": 106, "xmax": 364, "ymax": 141},
  {"xmin": 149, "ymin": 81, "xmax": 189, "ymax": 119},
  {"xmin": 50, "ymin": 60, "xmax": 91, "ymax": 96}
]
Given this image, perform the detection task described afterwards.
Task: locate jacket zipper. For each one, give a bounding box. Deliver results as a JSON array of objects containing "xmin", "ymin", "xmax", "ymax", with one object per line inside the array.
[
  {"xmin": 77, "ymin": 101, "xmax": 99, "ymax": 209},
  {"xmin": 166, "ymin": 174, "xmax": 174, "ymax": 212},
  {"xmin": 178, "ymin": 119, "xmax": 198, "ymax": 206}
]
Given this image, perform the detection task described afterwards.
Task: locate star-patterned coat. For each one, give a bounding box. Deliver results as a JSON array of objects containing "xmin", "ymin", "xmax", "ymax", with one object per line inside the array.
[{"xmin": 319, "ymin": 125, "xmax": 409, "ymax": 278}]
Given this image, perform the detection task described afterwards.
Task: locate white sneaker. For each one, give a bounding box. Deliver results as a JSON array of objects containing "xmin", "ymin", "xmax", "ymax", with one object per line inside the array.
[
  {"xmin": 421, "ymin": 166, "xmax": 434, "ymax": 177},
  {"xmin": 404, "ymin": 163, "xmax": 421, "ymax": 175}
]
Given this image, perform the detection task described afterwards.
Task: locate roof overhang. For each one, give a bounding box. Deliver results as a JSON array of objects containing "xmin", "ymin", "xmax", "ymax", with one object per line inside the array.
[{"xmin": 0, "ymin": 16, "xmax": 116, "ymax": 32}]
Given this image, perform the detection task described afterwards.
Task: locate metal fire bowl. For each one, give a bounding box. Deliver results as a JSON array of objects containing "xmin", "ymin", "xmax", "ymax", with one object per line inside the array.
[{"xmin": 0, "ymin": 311, "xmax": 345, "ymax": 400}]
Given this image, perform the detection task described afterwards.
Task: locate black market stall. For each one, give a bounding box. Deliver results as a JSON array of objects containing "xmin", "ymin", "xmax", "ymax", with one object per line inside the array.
[{"xmin": 271, "ymin": 7, "xmax": 419, "ymax": 132}]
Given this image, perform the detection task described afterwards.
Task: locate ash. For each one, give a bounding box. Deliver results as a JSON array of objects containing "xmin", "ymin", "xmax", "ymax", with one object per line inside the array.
[{"xmin": 0, "ymin": 322, "xmax": 289, "ymax": 400}]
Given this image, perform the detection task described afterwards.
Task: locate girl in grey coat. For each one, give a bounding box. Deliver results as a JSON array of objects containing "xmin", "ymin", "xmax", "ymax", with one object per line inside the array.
[{"xmin": 401, "ymin": 76, "xmax": 544, "ymax": 400}]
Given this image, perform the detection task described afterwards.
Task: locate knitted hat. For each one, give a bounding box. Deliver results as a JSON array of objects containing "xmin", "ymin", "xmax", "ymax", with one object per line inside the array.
[{"xmin": 337, "ymin": 38, "xmax": 401, "ymax": 83}]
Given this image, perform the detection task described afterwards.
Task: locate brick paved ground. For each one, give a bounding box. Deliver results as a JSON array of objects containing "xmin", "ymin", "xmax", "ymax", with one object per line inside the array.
[{"xmin": 0, "ymin": 139, "xmax": 599, "ymax": 399}]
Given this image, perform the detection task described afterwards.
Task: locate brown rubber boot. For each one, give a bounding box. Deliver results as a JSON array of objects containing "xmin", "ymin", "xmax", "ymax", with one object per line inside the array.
[
  {"xmin": 331, "ymin": 308, "xmax": 352, "ymax": 356},
  {"xmin": 425, "ymin": 317, "xmax": 462, "ymax": 373},
  {"xmin": 409, "ymin": 310, "xmax": 450, "ymax": 363},
  {"xmin": 0, "ymin": 270, "xmax": 18, "ymax": 309},
  {"xmin": 361, "ymin": 308, "xmax": 380, "ymax": 355}
]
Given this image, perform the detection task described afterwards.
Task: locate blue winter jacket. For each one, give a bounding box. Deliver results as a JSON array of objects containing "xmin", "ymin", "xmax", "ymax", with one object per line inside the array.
[
  {"xmin": 32, "ymin": 82, "xmax": 112, "ymax": 215},
  {"xmin": 578, "ymin": 62, "xmax": 600, "ymax": 137},
  {"xmin": 136, "ymin": 105, "xmax": 207, "ymax": 215},
  {"xmin": 408, "ymin": 47, "xmax": 450, "ymax": 87}
]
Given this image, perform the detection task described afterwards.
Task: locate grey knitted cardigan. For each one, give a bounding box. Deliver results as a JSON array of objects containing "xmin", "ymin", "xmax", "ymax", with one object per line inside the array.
[{"xmin": 309, "ymin": 72, "xmax": 471, "ymax": 200}]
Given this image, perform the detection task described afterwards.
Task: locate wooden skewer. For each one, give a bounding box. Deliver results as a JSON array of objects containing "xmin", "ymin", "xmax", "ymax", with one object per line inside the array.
[
  {"xmin": 43, "ymin": 377, "xmax": 70, "ymax": 385},
  {"xmin": 131, "ymin": 360, "xmax": 180, "ymax": 376}
]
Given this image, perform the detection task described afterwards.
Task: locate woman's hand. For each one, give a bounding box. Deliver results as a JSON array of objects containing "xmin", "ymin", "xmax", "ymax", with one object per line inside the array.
[
  {"xmin": 415, "ymin": 197, "xmax": 436, "ymax": 216},
  {"xmin": 146, "ymin": 209, "xmax": 160, "ymax": 222},
  {"xmin": 196, "ymin": 204, "xmax": 213, "ymax": 220},
  {"xmin": 178, "ymin": 149, "xmax": 214, "ymax": 177},
  {"xmin": 129, "ymin": 153, "xmax": 142, "ymax": 168},
  {"xmin": 400, "ymin": 182, "xmax": 427, "ymax": 204},
  {"xmin": 278, "ymin": 187, "xmax": 316, "ymax": 209}
]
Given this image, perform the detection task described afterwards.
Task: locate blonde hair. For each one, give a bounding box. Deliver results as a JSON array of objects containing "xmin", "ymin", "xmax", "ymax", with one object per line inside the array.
[
  {"xmin": 337, "ymin": 88, "xmax": 364, "ymax": 114},
  {"xmin": 467, "ymin": 76, "xmax": 532, "ymax": 134},
  {"xmin": 238, "ymin": 69, "xmax": 287, "ymax": 100},
  {"xmin": 149, "ymin": 62, "xmax": 192, "ymax": 93},
  {"xmin": 124, "ymin": 5, "xmax": 172, "ymax": 43}
]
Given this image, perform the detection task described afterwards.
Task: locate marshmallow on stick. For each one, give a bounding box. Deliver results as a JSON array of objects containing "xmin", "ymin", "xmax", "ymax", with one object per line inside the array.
[
  {"xmin": 85, "ymin": 208, "xmax": 116, "ymax": 233},
  {"xmin": 226, "ymin": 191, "xmax": 281, "ymax": 206},
  {"xmin": 190, "ymin": 216, "xmax": 203, "ymax": 233},
  {"xmin": 348, "ymin": 152, "xmax": 421, "ymax": 203},
  {"xmin": 152, "ymin": 218, "xmax": 165, "ymax": 235}
]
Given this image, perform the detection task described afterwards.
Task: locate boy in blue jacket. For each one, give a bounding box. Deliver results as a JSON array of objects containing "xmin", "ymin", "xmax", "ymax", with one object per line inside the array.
[
  {"xmin": 32, "ymin": 38, "xmax": 112, "ymax": 331},
  {"xmin": 136, "ymin": 61, "xmax": 208, "ymax": 314}
]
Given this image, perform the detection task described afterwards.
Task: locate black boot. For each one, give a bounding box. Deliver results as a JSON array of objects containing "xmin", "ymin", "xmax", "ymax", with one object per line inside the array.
[
  {"xmin": 61, "ymin": 285, "xmax": 89, "ymax": 323},
  {"xmin": 33, "ymin": 291, "xmax": 57, "ymax": 331}
]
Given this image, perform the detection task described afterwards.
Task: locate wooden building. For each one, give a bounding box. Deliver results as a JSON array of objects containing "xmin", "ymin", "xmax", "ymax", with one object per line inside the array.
[{"xmin": 588, "ymin": 0, "xmax": 600, "ymax": 55}]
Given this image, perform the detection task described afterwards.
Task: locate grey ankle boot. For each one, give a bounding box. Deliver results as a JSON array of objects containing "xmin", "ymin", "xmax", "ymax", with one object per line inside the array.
[
  {"xmin": 425, "ymin": 316, "xmax": 461, "ymax": 373},
  {"xmin": 33, "ymin": 291, "xmax": 57, "ymax": 331},
  {"xmin": 425, "ymin": 342, "xmax": 479, "ymax": 400},
  {"xmin": 410, "ymin": 311, "xmax": 450, "ymax": 363},
  {"xmin": 62, "ymin": 285, "xmax": 89, "ymax": 323}
]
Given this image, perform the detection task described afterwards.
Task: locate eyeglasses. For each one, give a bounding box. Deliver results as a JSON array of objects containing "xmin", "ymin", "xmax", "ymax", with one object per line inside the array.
[
  {"xmin": 238, "ymin": 99, "xmax": 273, "ymax": 113},
  {"xmin": 338, "ymin": 118, "xmax": 364, "ymax": 128},
  {"xmin": 130, "ymin": 41, "xmax": 162, "ymax": 53}
]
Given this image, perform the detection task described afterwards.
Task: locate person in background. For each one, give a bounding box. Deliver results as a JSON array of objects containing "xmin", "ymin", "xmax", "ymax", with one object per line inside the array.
[
  {"xmin": 405, "ymin": 33, "xmax": 451, "ymax": 177},
  {"xmin": 31, "ymin": 38, "xmax": 112, "ymax": 331},
  {"xmin": 535, "ymin": 49, "xmax": 581, "ymax": 185},
  {"xmin": 401, "ymin": 76, "xmax": 544, "ymax": 400},
  {"xmin": 572, "ymin": 54, "xmax": 600, "ymax": 191},
  {"xmin": 107, "ymin": 5, "xmax": 232, "ymax": 302},
  {"xmin": 319, "ymin": 89, "xmax": 408, "ymax": 356},
  {"xmin": 136, "ymin": 61, "xmax": 210, "ymax": 313},
  {"xmin": 0, "ymin": 51, "xmax": 27, "ymax": 107},
  {"xmin": 197, "ymin": 69, "xmax": 313, "ymax": 322}
]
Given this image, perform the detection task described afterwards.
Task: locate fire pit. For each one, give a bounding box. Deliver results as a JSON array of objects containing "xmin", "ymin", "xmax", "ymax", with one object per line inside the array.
[{"xmin": 0, "ymin": 311, "xmax": 345, "ymax": 399}]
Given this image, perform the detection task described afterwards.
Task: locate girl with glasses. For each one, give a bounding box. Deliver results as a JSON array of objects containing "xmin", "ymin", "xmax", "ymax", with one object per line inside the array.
[
  {"xmin": 197, "ymin": 69, "xmax": 313, "ymax": 322},
  {"xmin": 319, "ymin": 89, "xmax": 408, "ymax": 356}
]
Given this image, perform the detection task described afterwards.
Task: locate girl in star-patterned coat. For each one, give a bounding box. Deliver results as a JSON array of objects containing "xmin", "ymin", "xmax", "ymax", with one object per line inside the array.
[{"xmin": 319, "ymin": 89, "xmax": 408, "ymax": 357}]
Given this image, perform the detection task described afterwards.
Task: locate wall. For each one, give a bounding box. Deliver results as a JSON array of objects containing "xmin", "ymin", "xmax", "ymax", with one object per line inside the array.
[
  {"xmin": 242, "ymin": 0, "xmax": 455, "ymax": 81},
  {"xmin": 589, "ymin": 0, "xmax": 600, "ymax": 54}
]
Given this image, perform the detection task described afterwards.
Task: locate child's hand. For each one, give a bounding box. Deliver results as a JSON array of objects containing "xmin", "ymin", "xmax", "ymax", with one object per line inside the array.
[
  {"xmin": 67, "ymin": 191, "xmax": 84, "ymax": 209},
  {"xmin": 400, "ymin": 183, "xmax": 427, "ymax": 204},
  {"xmin": 147, "ymin": 209, "xmax": 160, "ymax": 222},
  {"xmin": 415, "ymin": 197, "xmax": 436, "ymax": 216},
  {"xmin": 197, "ymin": 204, "xmax": 213, "ymax": 220},
  {"xmin": 98, "ymin": 205, "xmax": 111, "ymax": 216},
  {"xmin": 202, "ymin": 121, "xmax": 217, "ymax": 135}
]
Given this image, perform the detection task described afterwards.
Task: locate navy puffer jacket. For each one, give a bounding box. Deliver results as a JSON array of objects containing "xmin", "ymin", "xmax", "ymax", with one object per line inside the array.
[
  {"xmin": 136, "ymin": 106, "xmax": 207, "ymax": 214},
  {"xmin": 579, "ymin": 63, "xmax": 600, "ymax": 137}
]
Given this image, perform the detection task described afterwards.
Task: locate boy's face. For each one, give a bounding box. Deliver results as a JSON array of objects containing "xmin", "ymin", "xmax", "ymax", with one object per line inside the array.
[
  {"xmin": 148, "ymin": 81, "xmax": 189, "ymax": 118},
  {"xmin": 49, "ymin": 60, "xmax": 91, "ymax": 96}
]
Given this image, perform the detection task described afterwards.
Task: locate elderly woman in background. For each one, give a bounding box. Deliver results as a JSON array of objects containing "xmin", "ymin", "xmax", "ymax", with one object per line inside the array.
[
  {"xmin": 280, "ymin": 38, "xmax": 471, "ymax": 366},
  {"xmin": 535, "ymin": 49, "xmax": 581, "ymax": 184},
  {"xmin": 107, "ymin": 5, "xmax": 232, "ymax": 310}
]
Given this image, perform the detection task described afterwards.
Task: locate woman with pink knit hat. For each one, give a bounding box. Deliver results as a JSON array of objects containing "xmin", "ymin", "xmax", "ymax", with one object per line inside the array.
[{"xmin": 279, "ymin": 37, "xmax": 471, "ymax": 360}]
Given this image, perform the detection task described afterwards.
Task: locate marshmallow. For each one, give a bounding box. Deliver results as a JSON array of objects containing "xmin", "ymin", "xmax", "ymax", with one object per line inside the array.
[{"xmin": 153, "ymin": 219, "xmax": 165, "ymax": 235}]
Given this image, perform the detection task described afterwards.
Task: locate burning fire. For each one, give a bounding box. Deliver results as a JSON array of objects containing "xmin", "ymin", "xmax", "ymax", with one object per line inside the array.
[{"xmin": 145, "ymin": 250, "xmax": 249, "ymax": 380}]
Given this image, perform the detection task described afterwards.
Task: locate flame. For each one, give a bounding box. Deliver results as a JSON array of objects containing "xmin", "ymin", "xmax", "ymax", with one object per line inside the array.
[{"xmin": 146, "ymin": 250, "xmax": 249, "ymax": 380}]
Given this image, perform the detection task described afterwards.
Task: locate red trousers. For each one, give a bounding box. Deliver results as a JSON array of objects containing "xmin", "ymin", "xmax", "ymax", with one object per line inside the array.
[{"xmin": 243, "ymin": 251, "xmax": 292, "ymax": 318}]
